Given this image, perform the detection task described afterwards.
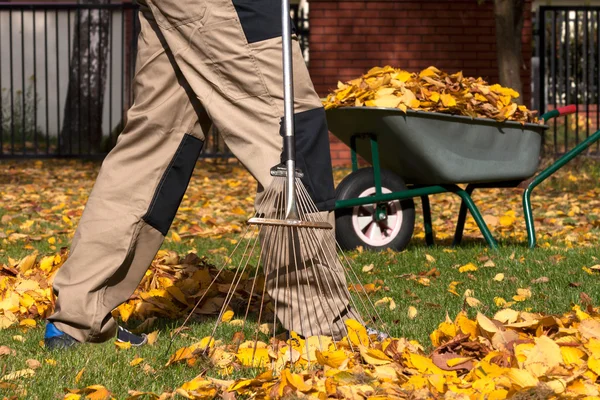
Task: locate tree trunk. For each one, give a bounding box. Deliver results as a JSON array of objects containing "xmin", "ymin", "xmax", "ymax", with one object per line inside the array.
[
  {"xmin": 60, "ymin": 0, "xmax": 110, "ymax": 155},
  {"xmin": 494, "ymin": 0, "xmax": 525, "ymax": 105}
]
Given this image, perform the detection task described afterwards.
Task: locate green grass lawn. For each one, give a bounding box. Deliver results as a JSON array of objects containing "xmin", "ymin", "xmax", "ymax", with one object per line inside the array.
[{"xmin": 1, "ymin": 159, "xmax": 599, "ymax": 398}]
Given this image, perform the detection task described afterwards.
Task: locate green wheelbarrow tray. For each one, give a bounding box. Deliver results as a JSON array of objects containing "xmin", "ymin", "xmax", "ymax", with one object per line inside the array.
[
  {"xmin": 326, "ymin": 107, "xmax": 548, "ymax": 185},
  {"xmin": 327, "ymin": 105, "xmax": 600, "ymax": 249}
]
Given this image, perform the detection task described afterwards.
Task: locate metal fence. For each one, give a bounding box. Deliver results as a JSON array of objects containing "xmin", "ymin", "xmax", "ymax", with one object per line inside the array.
[
  {"xmin": 0, "ymin": 2, "xmax": 310, "ymax": 159},
  {"xmin": 536, "ymin": 6, "xmax": 600, "ymax": 156}
]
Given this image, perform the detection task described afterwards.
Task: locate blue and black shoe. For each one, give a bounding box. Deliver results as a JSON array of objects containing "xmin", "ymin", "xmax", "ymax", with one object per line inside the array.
[
  {"xmin": 44, "ymin": 323, "xmax": 148, "ymax": 350},
  {"xmin": 44, "ymin": 322, "xmax": 79, "ymax": 350},
  {"xmin": 116, "ymin": 326, "xmax": 148, "ymax": 347}
]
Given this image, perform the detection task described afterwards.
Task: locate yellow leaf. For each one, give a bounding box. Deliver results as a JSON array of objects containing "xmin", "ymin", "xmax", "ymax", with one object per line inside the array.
[
  {"xmin": 1, "ymin": 368, "xmax": 35, "ymax": 381},
  {"xmin": 493, "ymin": 273, "xmax": 504, "ymax": 282},
  {"xmin": 476, "ymin": 312, "xmax": 499, "ymax": 334},
  {"xmin": 513, "ymin": 288, "xmax": 532, "ymax": 302},
  {"xmin": 419, "ymin": 66, "xmax": 440, "ymax": 78},
  {"xmin": 75, "ymin": 367, "xmax": 85, "ymax": 383},
  {"xmin": 130, "ymin": 358, "xmax": 144, "ymax": 367},
  {"xmin": 507, "ymin": 368, "xmax": 538, "ymax": 388},
  {"xmin": 458, "ymin": 263, "xmax": 478, "ymax": 273},
  {"xmin": 221, "ymin": 310, "xmax": 234, "ymax": 323},
  {"xmin": 359, "ymin": 346, "xmax": 391, "ymax": 365},
  {"xmin": 259, "ymin": 323, "xmax": 273, "ymax": 335},
  {"xmin": 440, "ymin": 93, "xmax": 456, "ymax": 107},
  {"xmin": 39, "ymin": 255, "xmax": 55, "ymax": 272},
  {"xmin": 373, "ymin": 95, "xmax": 401, "ymax": 108},
  {"xmin": 118, "ymin": 302, "xmax": 135, "ymax": 323},
  {"xmin": 588, "ymin": 356, "xmax": 600, "ymax": 375},
  {"xmin": 115, "ymin": 341, "xmax": 132, "ymax": 350},
  {"xmin": 45, "ymin": 359, "xmax": 57, "ymax": 366},
  {"xmin": 394, "ymin": 70, "xmax": 412, "ymax": 82},
  {"xmin": 466, "ymin": 296, "xmax": 482, "ymax": 308},
  {"xmin": 316, "ymin": 349, "xmax": 347, "ymax": 368},
  {"xmin": 171, "ymin": 231, "xmax": 181, "ymax": 242},
  {"xmin": 374, "ymin": 297, "xmax": 396, "ymax": 310},
  {"xmin": 408, "ymin": 306, "xmax": 418, "ymax": 320},
  {"xmin": 236, "ymin": 347, "xmax": 269, "ymax": 367},
  {"xmin": 19, "ymin": 319, "xmax": 36, "ymax": 328},
  {"xmin": 447, "ymin": 357, "xmax": 474, "ymax": 367},
  {"xmin": 17, "ymin": 254, "xmax": 37, "ymax": 273},
  {"xmin": 362, "ymin": 264, "xmax": 374, "ymax": 273},
  {"xmin": 499, "ymin": 215, "xmax": 515, "ymax": 227},
  {"xmin": 560, "ymin": 347, "xmax": 585, "ymax": 366},
  {"xmin": 345, "ymin": 319, "xmax": 369, "ymax": 346},
  {"xmin": 146, "ymin": 331, "xmax": 159, "ymax": 346}
]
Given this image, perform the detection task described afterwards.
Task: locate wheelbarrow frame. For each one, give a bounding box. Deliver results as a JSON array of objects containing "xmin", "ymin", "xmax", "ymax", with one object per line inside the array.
[{"xmin": 332, "ymin": 105, "xmax": 600, "ymax": 249}]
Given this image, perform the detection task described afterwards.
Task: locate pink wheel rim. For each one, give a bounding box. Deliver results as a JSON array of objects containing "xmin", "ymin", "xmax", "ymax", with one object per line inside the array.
[{"xmin": 351, "ymin": 187, "xmax": 403, "ymax": 247}]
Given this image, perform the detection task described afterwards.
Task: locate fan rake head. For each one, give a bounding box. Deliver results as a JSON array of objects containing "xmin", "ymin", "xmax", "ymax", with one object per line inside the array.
[{"xmin": 169, "ymin": 169, "xmax": 390, "ymax": 368}]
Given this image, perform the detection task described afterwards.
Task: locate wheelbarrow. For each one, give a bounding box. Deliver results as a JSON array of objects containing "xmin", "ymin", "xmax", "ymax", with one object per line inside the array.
[{"xmin": 326, "ymin": 105, "xmax": 600, "ymax": 251}]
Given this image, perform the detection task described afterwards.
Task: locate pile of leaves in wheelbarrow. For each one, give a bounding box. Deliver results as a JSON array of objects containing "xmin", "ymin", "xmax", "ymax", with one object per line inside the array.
[{"xmin": 322, "ymin": 65, "xmax": 539, "ymax": 124}]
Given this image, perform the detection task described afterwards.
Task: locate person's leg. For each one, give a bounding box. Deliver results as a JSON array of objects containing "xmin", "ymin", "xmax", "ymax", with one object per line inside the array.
[
  {"xmin": 146, "ymin": 0, "xmax": 362, "ymax": 338},
  {"xmin": 47, "ymin": 8, "xmax": 208, "ymax": 343}
]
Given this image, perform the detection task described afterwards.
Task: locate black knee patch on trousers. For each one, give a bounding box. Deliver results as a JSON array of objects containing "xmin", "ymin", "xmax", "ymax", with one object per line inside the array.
[
  {"xmin": 143, "ymin": 134, "xmax": 203, "ymax": 236},
  {"xmin": 281, "ymin": 107, "xmax": 336, "ymax": 212},
  {"xmin": 232, "ymin": 0, "xmax": 296, "ymax": 44}
]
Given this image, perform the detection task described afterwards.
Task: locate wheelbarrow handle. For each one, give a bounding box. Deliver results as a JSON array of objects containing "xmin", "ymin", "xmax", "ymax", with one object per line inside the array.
[{"xmin": 541, "ymin": 104, "xmax": 577, "ymax": 122}]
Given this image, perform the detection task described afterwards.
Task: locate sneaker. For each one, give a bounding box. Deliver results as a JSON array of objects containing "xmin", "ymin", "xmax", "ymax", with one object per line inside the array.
[
  {"xmin": 44, "ymin": 322, "xmax": 79, "ymax": 350},
  {"xmin": 116, "ymin": 326, "xmax": 148, "ymax": 347}
]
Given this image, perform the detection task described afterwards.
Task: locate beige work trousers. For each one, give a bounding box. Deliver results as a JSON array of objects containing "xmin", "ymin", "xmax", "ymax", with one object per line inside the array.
[{"xmin": 49, "ymin": 0, "xmax": 359, "ymax": 343}]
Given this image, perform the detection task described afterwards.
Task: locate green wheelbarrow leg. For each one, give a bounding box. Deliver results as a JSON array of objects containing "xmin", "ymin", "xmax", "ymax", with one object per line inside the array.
[
  {"xmin": 446, "ymin": 185, "xmax": 498, "ymax": 249},
  {"xmin": 524, "ymin": 128, "xmax": 600, "ymax": 248},
  {"xmin": 452, "ymin": 185, "xmax": 476, "ymax": 247},
  {"xmin": 420, "ymin": 195, "xmax": 434, "ymax": 246}
]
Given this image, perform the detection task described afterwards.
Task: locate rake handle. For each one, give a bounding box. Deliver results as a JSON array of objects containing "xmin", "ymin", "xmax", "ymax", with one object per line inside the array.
[{"xmin": 282, "ymin": 0, "xmax": 298, "ymax": 219}]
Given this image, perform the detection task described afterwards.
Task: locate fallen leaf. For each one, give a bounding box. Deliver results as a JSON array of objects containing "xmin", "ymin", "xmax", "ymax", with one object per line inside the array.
[
  {"xmin": 26, "ymin": 359, "xmax": 41, "ymax": 370},
  {"xmin": 408, "ymin": 306, "xmax": 418, "ymax": 320}
]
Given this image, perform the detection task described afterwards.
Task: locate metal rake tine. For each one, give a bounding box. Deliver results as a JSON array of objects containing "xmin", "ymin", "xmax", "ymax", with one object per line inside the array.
[
  {"xmin": 293, "ymin": 227, "xmax": 339, "ymax": 356},
  {"xmin": 294, "ymin": 182, "xmax": 359, "ymax": 335},
  {"xmin": 289, "ymin": 226, "xmax": 316, "ymax": 363},
  {"xmin": 164, "ymin": 223, "xmax": 256, "ymax": 357},
  {"xmin": 294, "ymin": 186, "xmax": 351, "ymax": 346},
  {"xmin": 336, "ymin": 244, "xmax": 391, "ymax": 337},
  {"xmin": 208, "ymin": 227, "xmax": 262, "ymax": 342},
  {"xmin": 295, "ymin": 181, "xmax": 388, "ymax": 344}
]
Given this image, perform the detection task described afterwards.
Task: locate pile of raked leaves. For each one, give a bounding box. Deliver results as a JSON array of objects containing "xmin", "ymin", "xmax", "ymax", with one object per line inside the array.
[
  {"xmin": 322, "ymin": 66, "xmax": 539, "ymax": 124},
  {"xmin": 2, "ymin": 251, "xmax": 600, "ymax": 399}
]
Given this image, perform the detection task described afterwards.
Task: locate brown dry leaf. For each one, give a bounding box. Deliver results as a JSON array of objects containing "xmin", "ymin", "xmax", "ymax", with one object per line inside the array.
[
  {"xmin": 0, "ymin": 346, "xmax": 14, "ymax": 357},
  {"xmin": 26, "ymin": 359, "xmax": 41, "ymax": 370},
  {"xmin": 531, "ymin": 276, "xmax": 549, "ymax": 284}
]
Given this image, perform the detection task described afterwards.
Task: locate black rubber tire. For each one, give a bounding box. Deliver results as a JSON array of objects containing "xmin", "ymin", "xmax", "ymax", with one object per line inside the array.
[{"xmin": 335, "ymin": 168, "xmax": 415, "ymax": 252}]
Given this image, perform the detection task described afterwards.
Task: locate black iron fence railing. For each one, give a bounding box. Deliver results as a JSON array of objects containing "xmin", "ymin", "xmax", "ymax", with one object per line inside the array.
[
  {"xmin": 536, "ymin": 6, "xmax": 600, "ymax": 157},
  {"xmin": 0, "ymin": 2, "xmax": 310, "ymax": 159}
]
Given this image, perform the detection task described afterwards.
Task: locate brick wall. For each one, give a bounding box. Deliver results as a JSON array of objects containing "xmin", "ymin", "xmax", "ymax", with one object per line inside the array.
[{"xmin": 309, "ymin": 0, "xmax": 534, "ymax": 165}]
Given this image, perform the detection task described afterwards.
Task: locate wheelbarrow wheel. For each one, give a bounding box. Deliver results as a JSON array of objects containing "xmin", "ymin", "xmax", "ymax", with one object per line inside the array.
[{"xmin": 335, "ymin": 168, "xmax": 415, "ymax": 252}]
